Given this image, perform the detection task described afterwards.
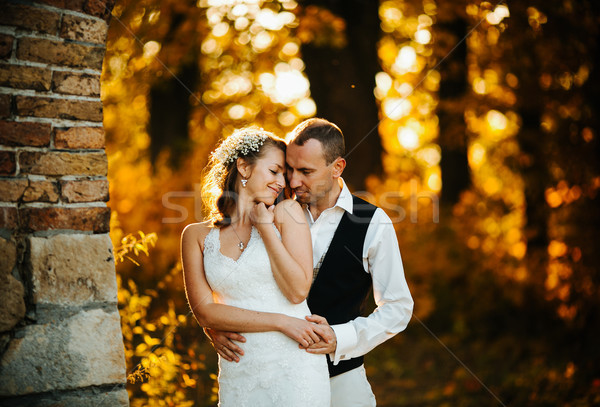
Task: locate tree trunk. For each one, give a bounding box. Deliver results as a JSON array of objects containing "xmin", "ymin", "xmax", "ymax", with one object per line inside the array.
[
  {"xmin": 300, "ymin": 0, "xmax": 382, "ymax": 191},
  {"xmin": 434, "ymin": 5, "xmax": 470, "ymax": 205},
  {"xmin": 149, "ymin": 59, "xmax": 198, "ymax": 170}
]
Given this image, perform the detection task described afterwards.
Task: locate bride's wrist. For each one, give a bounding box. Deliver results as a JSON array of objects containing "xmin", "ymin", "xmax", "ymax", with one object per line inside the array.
[{"xmin": 255, "ymin": 221, "xmax": 274, "ymax": 235}]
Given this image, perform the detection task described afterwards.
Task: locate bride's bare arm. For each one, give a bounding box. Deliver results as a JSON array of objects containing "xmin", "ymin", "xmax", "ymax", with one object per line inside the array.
[
  {"xmin": 181, "ymin": 223, "xmax": 319, "ymax": 347},
  {"xmin": 252, "ymin": 199, "xmax": 313, "ymax": 304}
]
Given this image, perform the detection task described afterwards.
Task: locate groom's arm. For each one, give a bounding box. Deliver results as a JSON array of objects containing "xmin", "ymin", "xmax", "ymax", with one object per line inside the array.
[
  {"xmin": 204, "ymin": 328, "xmax": 246, "ymax": 362},
  {"xmin": 305, "ymin": 209, "xmax": 413, "ymax": 364}
]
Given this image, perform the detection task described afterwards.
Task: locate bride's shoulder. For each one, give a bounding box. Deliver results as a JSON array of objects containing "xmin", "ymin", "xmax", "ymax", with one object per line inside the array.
[
  {"xmin": 182, "ymin": 221, "xmax": 214, "ymax": 242},
  {"xmin": 274, "ymin": 199, "xmax": 305, "ymax": 225}
]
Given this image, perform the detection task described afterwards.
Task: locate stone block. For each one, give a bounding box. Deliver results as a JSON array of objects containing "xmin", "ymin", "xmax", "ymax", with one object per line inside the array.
[
  {"xmin": 0, "ymin": 94, "xmax": 11, "ymax": 118},
  {"xmin": 0, "ymin": 179, "xmax": 28, "ymax": 201},
  {"xmin": 28, "ymin": 233, "xmax": 117, "ymax": 305},
  {"xmin": 52, "ymin": 71, "xmax": 100, "ymax": 97},
  {"xmin": 0, "ymin": 34, "xmax": 13, "ymax": 60},
  {"xmin": 19, "ymin": 151, "xmax": 107, "ymax": 176},
  {"xmin": 60, "ymin": 179, "xmax": 109, "ymax": 202},
  {"xmin": 0, "ymin": 308, "xmax": 127, "ymax": 396},
  {"xmin": 22, "ymin": 180, "xmax": 60, "ymax": 203},
  {"xmin": 0, "ymin": 151, "xmax": 16, "ymax": 175},
  {"xmin": 0, "ymin": 277, "xmax": 25, "ymax": 333},
  {"xmin": 0, "ymin": 63, "xmax": 52, "ymax": 91},
  {"xmin": 17, "ymin": 38, "xmax": 105, "ymax": 70},
  {"xmin": 54, "ymin": 126, "xmax": 105, "ymax": 149},
  {"xmin": 1, "ymin": 388, "xmax": 130, "ymax": 407},
  {"xmin": 60, "ymin": 14, "xmax": 108, "ymax": 45},
  {"xmin": 0, "ymin": 237, "xmax": 25, "ymax": 333},
  {"xmin": 0, "ymin": 4, "xmax": 60, "ymax": 35},
  {"xmin": 20, "ymin": 206, "xmax": 110, "ymax": 232},
  {"xmin": 0, "ymin": 207, "xmax": 18, "ymax": 229},
  {"xmin": 0, "ymin": 236, "xmax": 17, "ymax": 273},
  {"xmin": 0, "ymin": 121, "xmax": 52, "ymax": 147},
  {"xmin": 15, "ymin": 96, "xmax": 103, "ymax": 122}
]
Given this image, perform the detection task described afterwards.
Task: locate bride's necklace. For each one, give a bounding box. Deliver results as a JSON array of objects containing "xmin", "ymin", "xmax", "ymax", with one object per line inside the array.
[{"xmin": 230, "ymin": 222, "xmax": 249, "ymax": 251}]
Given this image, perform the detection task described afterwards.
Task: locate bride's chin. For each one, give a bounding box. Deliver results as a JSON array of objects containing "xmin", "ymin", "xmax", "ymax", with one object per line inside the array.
[{"xmin": 255, "ymin": 197, "xmax": 275, "ymax": 206}]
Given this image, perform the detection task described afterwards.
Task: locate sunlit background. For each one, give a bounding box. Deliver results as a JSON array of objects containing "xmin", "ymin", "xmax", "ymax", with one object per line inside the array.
[{"xmin": 102, "ymin": 0, "xmax": 600, "ymax": 405}]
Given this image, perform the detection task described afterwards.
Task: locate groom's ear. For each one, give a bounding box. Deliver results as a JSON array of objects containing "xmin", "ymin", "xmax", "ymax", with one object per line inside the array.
[{"xmin": 331, "ymin": 157, "xmax": 346, "ymax": 178}]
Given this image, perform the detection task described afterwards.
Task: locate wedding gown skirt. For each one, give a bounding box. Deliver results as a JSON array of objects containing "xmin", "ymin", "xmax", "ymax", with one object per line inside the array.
[{"xmin": 203, "ymin": 226, "xmax": 330, "ymax": 407}]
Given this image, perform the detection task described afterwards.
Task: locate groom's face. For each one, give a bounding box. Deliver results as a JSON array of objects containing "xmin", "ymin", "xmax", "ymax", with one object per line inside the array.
[{"xmin": 286, "ymin": 139, "xmax": 335, "ymax": 205}]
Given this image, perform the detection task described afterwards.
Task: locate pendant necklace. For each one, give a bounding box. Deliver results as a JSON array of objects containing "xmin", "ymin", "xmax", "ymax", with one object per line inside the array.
[{"xmin": 230, "ymin": 223, "xmax": 247, "ymax": 251}]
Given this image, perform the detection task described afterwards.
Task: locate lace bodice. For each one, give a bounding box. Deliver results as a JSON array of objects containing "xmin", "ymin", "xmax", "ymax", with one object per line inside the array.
[
  {"xmin": 202, "ymin": 225, "xmax": 330, "ymax": 407},
  {"xmin": 204, "ymin": 226, "xmax": 307, "ymax": 317}
]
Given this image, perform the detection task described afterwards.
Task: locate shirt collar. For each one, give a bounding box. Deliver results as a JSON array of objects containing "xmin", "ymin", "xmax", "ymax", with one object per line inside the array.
[{"xmin": 335, "ymin": 178, "xmax": 354, "ymax": 214}]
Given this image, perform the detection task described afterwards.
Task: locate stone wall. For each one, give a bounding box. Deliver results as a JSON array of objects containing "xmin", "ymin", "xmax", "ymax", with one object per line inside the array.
[{"xmin": 0, "ymin": 0, "xmax": 128, "ymax": 405}]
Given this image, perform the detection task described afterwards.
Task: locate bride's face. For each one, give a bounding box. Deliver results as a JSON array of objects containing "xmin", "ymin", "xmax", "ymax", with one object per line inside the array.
[{"xmin": 244, "ymin": 146, "xmax": 286, "ymax": 205}]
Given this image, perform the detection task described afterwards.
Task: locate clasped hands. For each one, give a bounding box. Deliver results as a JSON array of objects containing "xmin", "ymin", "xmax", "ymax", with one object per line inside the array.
[{"xmin": 205, "ymin": 314, "xmax": 337, "ymax": 363}]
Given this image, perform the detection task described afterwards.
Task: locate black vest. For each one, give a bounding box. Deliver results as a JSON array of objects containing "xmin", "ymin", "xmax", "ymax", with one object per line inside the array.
[{"xmin": 307, "ymin": 195, "xmax": 377, "ymax": 377}]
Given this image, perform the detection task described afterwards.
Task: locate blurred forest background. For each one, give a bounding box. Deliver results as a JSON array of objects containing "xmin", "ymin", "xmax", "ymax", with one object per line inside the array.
[{"xmin": 101, "ymin": 0, "xmax": 600, "ymax": 405}]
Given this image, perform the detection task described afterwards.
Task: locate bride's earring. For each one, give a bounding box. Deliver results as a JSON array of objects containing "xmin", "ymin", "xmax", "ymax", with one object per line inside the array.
[{"xmin": 241, "ymin": 178, "xmax": 248, "ymax": 187}]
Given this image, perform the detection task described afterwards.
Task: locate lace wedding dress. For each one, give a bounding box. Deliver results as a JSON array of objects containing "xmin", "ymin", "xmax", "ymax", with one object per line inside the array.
[{"xmin": 203, "ymin": 226, "xmax": 331, "ymax": 407}]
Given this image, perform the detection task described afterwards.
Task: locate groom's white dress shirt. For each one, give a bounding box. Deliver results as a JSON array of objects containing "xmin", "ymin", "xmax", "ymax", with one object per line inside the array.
[{"xmin": 302, "ymin": 178, "xmax": 414, "ymax": 366}]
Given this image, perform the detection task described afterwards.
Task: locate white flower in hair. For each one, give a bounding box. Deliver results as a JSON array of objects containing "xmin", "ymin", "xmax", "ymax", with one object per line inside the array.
[{"xmin": 211, "ymin": 128, "xmax": 269, "ymax": 165}]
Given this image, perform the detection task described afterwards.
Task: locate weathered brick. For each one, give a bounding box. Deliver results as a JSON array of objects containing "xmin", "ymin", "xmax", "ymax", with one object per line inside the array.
[
  {"xmin": 0, "ymin": 34, "xmax": 13, "ymax": 60},
  {"xmin": 60, "ymin": 14, "xmax": 108, "ymax": 45},
  {"xmin": 0, "ymin": 4, "xmax": 60, "ymax": 35},
  {"xmin": 0, "ymin": 206, "xmax": 18, "ymax": 229},
  {"xmin": 20, "ymin": 206, "xmax": 110, "ymax": 232},
  {"xmin": 0, "ymin": 63, "xmax": 52, "ymax": 91},
  {"xmin": 19, "ymin": 151, "xmax": 107, "ymax": 176},
  {"xmin": 0, "ymin": 121, "xmax": 52, "ymax": 147},
  {"xmin": 0, "ymin": 151, "xmax": 16, "ymax": 175},
  {"xmin": 60, "ymin": 179, "xmax": 108, "ymax": 202},
  {"xmin": 0, "ymin": 179, "xmax": 28, "ymax": 201},
  {"xmin": 15, "ymin": 96, "xmax": 103, "ymax": 122},
  {"xmin": 17, "ymin": 38, "xmax": 105, "ymax": 70},
  {"xmin": 55, "ymin": 126, "xmax": 104, "ymax": 149},
  {"xmin": 52, "ymin": 71, "xmax": 100, "ymax": 97},
  {"xmin": 23, "ymin": 180, "xmax": 60, "ymax": 203},
  {"xmin": 0, "ymin": 95, "xmax": 11, "ymax": 118},
  {"xmin": 0, "ymin": 308, "xmax": 126, "ymax": 396},
  {"xmin": 84, "ymin": 0, "xmax": 115, "ymax": 21},
  {"xmin": 35, "ymin": 0, "xmax": 86, "ymax": 13}
]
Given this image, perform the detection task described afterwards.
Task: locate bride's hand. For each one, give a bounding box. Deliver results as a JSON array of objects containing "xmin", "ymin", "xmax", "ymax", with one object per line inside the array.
[
  {"xmin": 278, "ymin": 315, "xmax": 322, "ymax": 348},
  {"xmin": 250, "ymin": 202, "xmax": 275, "ymax": 230}
]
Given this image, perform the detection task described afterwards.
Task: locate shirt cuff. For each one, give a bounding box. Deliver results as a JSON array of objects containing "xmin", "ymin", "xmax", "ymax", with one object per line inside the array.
[{"xmin": 330, "ymin": 323, "xmax": 358, "ymax": 365}]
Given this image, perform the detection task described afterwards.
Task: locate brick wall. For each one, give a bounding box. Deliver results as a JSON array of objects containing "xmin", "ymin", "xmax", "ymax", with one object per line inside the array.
[{"xmin": 0, "ymin": 0, "xmax": 128, "ymax": 405}]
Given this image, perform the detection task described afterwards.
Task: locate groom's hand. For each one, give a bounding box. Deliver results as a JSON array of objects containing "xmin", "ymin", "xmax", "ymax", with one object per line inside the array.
[
  {"xmin": 302, "ymin": 314, "xmax": 337, "ymax": 354},
  {"xmin": 204, "ymin": 327, "xmax": 246, "ymax": 363}
]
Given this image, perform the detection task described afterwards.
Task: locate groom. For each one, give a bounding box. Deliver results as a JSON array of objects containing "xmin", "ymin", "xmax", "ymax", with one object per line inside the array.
[{"xmin": 208, "ymin": 118, "xmax": 413, "ymax": 406}]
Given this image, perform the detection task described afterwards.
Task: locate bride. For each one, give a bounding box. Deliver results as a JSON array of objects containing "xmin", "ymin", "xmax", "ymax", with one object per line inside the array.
[{"xmin": 181, "ymin": 128, "xmax": 331, "ymax": 406}]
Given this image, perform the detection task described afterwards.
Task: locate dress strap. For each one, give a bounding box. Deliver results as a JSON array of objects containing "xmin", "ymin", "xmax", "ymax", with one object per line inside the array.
[{"xmin": 203, "ymin": 227, "xmax": 219, "ymax": 255}]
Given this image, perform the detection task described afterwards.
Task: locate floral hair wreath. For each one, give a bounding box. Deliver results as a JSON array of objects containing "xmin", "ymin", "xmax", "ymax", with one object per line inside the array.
[{"xmin": 210, "ymin": 128, "xmax": 269, "ymax": 166}]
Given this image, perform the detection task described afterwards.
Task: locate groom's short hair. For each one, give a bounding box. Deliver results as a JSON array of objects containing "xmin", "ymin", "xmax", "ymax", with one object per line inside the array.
[{"xmin": 289, "ymin": 118, "xmax": 345, "ymax": 165}]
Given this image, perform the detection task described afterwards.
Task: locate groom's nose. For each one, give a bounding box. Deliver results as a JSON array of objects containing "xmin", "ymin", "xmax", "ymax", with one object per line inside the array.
[{"xmin": 288, "ymin": 171, "xmax": 302, "ymax": 189}]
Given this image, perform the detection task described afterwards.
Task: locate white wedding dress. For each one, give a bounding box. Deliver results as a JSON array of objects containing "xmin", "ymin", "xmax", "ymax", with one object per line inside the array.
[{"xmin": 203, "ymin": 226, "xmax": 331, "ymax": 407}]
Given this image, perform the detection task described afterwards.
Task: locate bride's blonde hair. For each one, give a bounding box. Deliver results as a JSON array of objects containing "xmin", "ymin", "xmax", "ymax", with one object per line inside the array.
[{"xmin": 201, "ymin": 127, "xmax": 286, "ymax": 226}]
